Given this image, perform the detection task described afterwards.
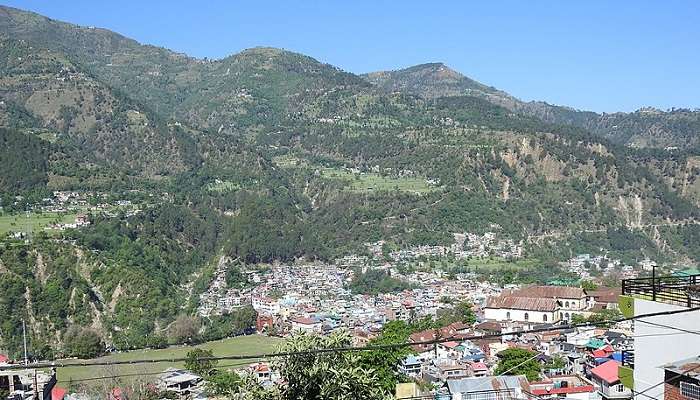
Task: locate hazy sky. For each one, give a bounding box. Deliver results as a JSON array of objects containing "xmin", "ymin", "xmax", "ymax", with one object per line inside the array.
[{"xmin": 6, "ymin": 0, "xmax": 699, "ymax": 113}]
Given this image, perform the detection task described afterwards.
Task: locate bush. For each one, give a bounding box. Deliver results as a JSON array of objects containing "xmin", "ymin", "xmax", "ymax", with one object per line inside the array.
[{"xmin": 63, "ymin": 326, "xmax": 104, "ymax": 358}]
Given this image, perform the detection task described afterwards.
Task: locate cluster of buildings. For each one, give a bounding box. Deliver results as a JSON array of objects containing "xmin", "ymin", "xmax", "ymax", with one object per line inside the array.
[
  {"xmin": 564, "ymin": 254, "xmax": 657, "ymax": 281},
  {"xmin": 0, "ymin": 356, "xmax": 65, "ymax": 400},
  {"xmin": 387, "ymin": 232, "xmax": 523, "ymax": 261}
]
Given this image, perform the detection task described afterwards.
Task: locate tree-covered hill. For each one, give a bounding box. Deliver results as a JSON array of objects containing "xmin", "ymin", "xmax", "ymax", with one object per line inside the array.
[
  {"xmin": 0, "ymin": 4, "xmax": 698, "ymax": 356},
  {"xmin": 364, "ymin": 63, "xmax": 700, "ymax": 149}
]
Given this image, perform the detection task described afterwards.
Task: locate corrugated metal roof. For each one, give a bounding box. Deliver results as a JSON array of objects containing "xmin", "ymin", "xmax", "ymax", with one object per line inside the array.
[
  {"xmin": 511, "ymin": 285, "xmax": 586, "ymax": 299},
  {"xmin": 486, "ymin": 296, "xmax": 558, "ymax": 312},
  {"xmin": 447, "ymin": 375, "xmax": 530, "ymax": 394}
]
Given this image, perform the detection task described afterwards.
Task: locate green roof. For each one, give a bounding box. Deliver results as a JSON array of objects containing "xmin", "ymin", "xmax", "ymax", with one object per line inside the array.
[
  {"xmin": 673, "ymin": 267, "xmax": 700, "ymax": 277},
  {"xmin": 586, "ymin": 338, "xmax": 606, "ymax": 349}
]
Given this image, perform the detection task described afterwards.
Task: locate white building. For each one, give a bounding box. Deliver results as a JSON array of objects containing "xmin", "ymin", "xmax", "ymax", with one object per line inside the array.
[
  {"xmin": 290, "ymin": 317, "xmax": 322, "ymax": 333},
  {"xmin": 484, "ymin": 296, "xmax": 560, "ymax": 323},
  {"xmin": 445, "ymin": 375, "xmax": 532, "ymax": 400},
  {"xmin": 619, "ymin": 273, "xmax": 700, "ymax": 400}
]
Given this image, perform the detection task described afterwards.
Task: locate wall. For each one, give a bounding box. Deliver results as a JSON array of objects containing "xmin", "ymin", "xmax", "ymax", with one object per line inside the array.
[
  {"xmin": 484, "ymin": 307, "xmax": 557, "ymax": 323},
  {"xmin": 633, "ymin": 299, "xmax": 700, "ymax": 400}
]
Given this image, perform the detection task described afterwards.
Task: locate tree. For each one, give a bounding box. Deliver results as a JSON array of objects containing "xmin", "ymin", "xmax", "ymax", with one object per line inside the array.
[
  {"xmin": 580, "ymin": 280, "xmax": 598, "ymax": 291},
  {"xmin": 185, "ymin": 348, "xmax": 217, "ymax": 377},
  {"xmin": 63, "ymin": 326, "xmax": 104, "ymax": 358},
  {"xmin": 586, "ymin": 308, "xmax": 623, "ymax": 327},
  {"xmin": 273, "ymin": 331, "xmax": 386, "ymax": 400},
  {"xmin": 435, "ymin": 301, "xmax": 477, "ymax": 326},
  {"xmin": 494, "ymin": 348, "xmax": 542, "ymax": 381},
  {"xmin": 205, "ymin": 370, "xmax": 241, "ymax": 397},
  {"xmin": 169, "ymin": 315, "xmax": 201, "ymax": 344},
  {"xmin": 361, "ymin": 320, "xmax": 416, "ymax": 393},
  {"xmin": 544, "ymin": 355, "xmax": 567, "ymax": 372}
]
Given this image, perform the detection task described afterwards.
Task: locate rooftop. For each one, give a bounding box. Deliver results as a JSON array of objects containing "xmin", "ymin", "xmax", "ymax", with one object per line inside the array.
[
  {"xmin": 663, "ymin": 356, "xmax": 700, "ymax": 379},
  {"xmin": 446, "ymin": 375, "xmax": 530, "ymax": 395},
  {"xmin": 622, "ymin": 274, "xmax": 700, "ymax": 308},
  {"xmin": 510, "ymin": 285, "xmax": 586, "ymax": 299},
  {"xmin": 590, "ymin": 360, "xmax": 621, "ymax": 384},
  {"xmin": 486, "ymin": 296, "xmax": 559, "ymax": 312}
]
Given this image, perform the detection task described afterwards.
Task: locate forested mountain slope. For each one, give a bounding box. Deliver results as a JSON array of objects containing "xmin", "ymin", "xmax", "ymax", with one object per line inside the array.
[
  {"xmin": 0, "ymin": 5, "xmax": 698, "ymax": 356},
  {"xmin": 364, "ymin": 63, "xmax": 700, "ymax": 149}
]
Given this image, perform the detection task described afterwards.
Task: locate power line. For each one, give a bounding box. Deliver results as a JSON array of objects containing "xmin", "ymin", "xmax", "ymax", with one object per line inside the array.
[
  {"xmin": 636, "ymin": 319, "xmax": 700, "ymax": 336},
  {"xmin": 632, "ymin": 359, "xmax": 700, "ymax": 399},
  {"xmin": 2, "ymin": 306, "xmax": 698, "ymax": 372},
  {"xmin": 62, "ymin": 360, "xmax": 255, "ymax": 385}
]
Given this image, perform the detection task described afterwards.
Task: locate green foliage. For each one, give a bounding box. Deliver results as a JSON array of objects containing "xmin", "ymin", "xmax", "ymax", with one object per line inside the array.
[
  {"xmin": 581, "ymin": 280, "xmax": 599, "ymax": 291},
  {"xmin": 205, "ymin": 370, "xmax": 242, "ymax": 397},
  {"xmin": 225, "ymin": 265, "xmax": 250, "ymax": 289},
  {"xmin": 435, "ymin": 301, "xmax": 477, "ymax": 326},
  {"xmin": 0, "ymin": 128, "xmax": 49, "ymax": 195},
  {"xmin": 273, "ymin": 331, "xmax": 386, "ymax": 400},
  {"xmin": 494, "ymin": 348, "xmax": 542, "ymax": 381},
  {"xmin": 184, "ymin": 348, "xmax": 217, "ymax": 377},
  {"xmin": 349, "ymin": 269, "xmax": 413, "ymax": 295},
  {"xmin": 63, "ymin": 326, "xmax": 104, "ymax": 359}
]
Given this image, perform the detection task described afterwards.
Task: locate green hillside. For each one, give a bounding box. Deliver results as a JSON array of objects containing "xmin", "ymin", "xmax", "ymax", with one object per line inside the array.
[{"xmin": 0, "ymin": 4, "xmax": 698, "ymax": 357}]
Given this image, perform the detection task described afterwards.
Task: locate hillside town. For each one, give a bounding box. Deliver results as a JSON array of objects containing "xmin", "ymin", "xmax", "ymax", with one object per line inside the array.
[{"xmin": 4, "ymin": 268, "xmax": 700, "ymax": 400}]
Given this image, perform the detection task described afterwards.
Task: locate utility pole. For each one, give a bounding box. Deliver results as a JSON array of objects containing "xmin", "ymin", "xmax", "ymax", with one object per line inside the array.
[
  {"xmin": 22, "ymin": 319, "xmax": 28, "ymax": 365},
  {"xmin": 33, "ymin": 369, "xmax": 39, "ymax": 400}
]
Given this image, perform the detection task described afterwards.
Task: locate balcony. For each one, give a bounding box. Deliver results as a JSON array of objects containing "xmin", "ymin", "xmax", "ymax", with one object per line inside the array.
[
  {"xmin": 621, "ymin": 274, "xmax": 700, "ymax": 308},
  {"xmin": 621, "ymin": 350, "xmax": 634, "ymax": 369}
]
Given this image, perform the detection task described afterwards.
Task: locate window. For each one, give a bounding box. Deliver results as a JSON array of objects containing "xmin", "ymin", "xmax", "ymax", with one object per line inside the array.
[
  {"xmin": 565, "ymin": 313, "xmax": 570, "ymax": 320},
  {"xmin": 565, "ymin": 301, "xmax": 570, "ymax": 308},
  {"xmin": 543, "ymin": 314, "xmax": 548, "ymax": 322},
  {"xmin": 681, "ymin": 381, "xmax": 700, "ymax": 400},
  {"xmin": 524, "ymin": 313, "xmax": 529, "ymax": 321},
  {"xmin": 506, "ymin": 311, "xmax": 511, "ymax": 320},
  {"xmin": 615, "ymin": 384, "xmax": 626, "ymax": 393}
]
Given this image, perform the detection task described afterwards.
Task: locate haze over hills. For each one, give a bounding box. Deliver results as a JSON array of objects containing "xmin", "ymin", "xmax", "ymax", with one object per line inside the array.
[{"xmin": 0, "ymin": 4, "xmax": 698, "ymax": 357}]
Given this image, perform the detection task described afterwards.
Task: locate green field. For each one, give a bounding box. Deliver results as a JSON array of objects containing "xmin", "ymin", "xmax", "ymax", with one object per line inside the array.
[
  {"xmin": 465, "ymin": 257, "xmax": 540, "ymax": 270},
  {"xmin": 321, "ymin": 168, "xmax": 438, "ymax": 194},
  {"xmin": 58, "ymin": 335, "xmax": 283, "ymax": 388},
  {"xmin": 0, "ymin": 212, "xmax": 77, "ymax": 235},
  {"xmin": 207, "ymin": 180, "xmax": 241, "ymax": 192}
]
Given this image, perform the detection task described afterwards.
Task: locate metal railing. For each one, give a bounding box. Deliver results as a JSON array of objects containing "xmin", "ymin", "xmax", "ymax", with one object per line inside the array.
[
  {"xmin": 621, "ymin": 349, "xmax": 634, "ymax": 368},
  {"xmin": 621, "ymin": 274, "xmax": 700, "ymax": 308}
]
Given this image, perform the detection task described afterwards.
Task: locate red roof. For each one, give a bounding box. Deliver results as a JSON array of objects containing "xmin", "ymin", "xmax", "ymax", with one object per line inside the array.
[
  {"xmin": 531, "ymin": 386, "xmax": 595, "ymax": 395},
  {"xmin": 591, "ymin": 360, "xmax": 620, "ymax": 384},
  {"xmin": 52, "ymin": 386, "xmax": 67, "ymax": 400},
  {"xmin": 592, "ymin": 349, "xmax": 609, "ymax": 358},
  {"xmin": 0, "ymin": 354, "xmax": 8, "ymax": 363},
  {"xmin": 471, "ymin": 362, "xmax": 488, "ymax": 371},
  {"xmin": 291, "ymin": 317, "xmax": 317, "ymax": 325},
  {"xmin": 441, "ymin": 341, "xmax": 460, "ymax": 349}
]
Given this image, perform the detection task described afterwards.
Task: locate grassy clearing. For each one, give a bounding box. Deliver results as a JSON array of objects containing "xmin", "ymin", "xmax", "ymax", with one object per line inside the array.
[
  {"xmin": 320, "ymin": 168, "xmax": 438, "ymax": 194},
  {"xmin": 58, "ymin": 335, "xmax": 283, "ymax": 387},
  {"xmin": 0, "ymin": 212, "xmax": 77, "ymax": 235},
  {"xmin": 207, "ymin": 180, "xmax": 241, "ymax": 192},
  {"xmin": 463, "ymin": 257, "xmax": 540, "ymax": 270}
]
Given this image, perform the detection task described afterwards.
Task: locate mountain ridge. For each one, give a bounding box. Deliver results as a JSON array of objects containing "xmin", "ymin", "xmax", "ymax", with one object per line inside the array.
[
  {"xmin": 0, "ymin": 5, "xmax": 699, "ymax": 356},
  {"xmin": 362, "ymin": 62, "xmax": 700, "ymax": 149}
]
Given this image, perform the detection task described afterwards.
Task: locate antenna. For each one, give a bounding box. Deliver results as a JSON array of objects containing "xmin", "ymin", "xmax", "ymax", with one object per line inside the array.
[{"xmin": 22, "ymin": 319, "xmax": 28, "ymax": 365}]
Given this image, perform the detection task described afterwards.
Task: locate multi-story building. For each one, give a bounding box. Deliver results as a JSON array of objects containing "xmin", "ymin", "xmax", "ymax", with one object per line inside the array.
[
  {"xmin": 619, "ymin": 273, "xmax": 700, "ymax": 400},
  {"xmin": 484, "ymin": 296, "xmax": 560, "ymax": 323},
  {"xmin": 0, "ymin": 368, "xmax": 59, "ymax": 400},
  {"xmin": 662, "ymin": 356, "xmax": 700, "ymax": 400}
]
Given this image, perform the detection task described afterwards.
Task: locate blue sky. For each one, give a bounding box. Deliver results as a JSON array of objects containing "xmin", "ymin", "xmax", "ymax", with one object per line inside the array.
[{"xmin": 6, "ymin": 0, "xmax": 699, "ymax": 112}]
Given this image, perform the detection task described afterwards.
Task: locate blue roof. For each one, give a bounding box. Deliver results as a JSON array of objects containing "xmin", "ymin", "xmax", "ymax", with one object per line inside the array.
[{"xmin": 403, "ymin": 355, "xmax": 420, "ymax": 365}]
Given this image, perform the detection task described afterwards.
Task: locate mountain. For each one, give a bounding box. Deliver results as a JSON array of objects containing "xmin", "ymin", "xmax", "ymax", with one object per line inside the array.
[
  {"xmin": 0, "ymin": 5, "xmax": 698, "ymax": 356},
  {"xmin": 363, "ymin": 62, "xmax": 505, "ymax": 100},
  {"xmin": 363, "ymin": 63, "xmax": 700, "ymax": 149}
]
